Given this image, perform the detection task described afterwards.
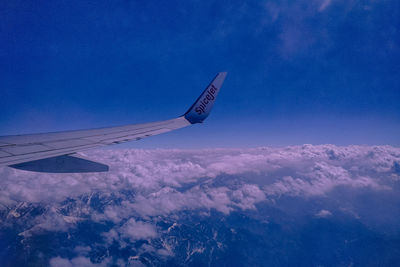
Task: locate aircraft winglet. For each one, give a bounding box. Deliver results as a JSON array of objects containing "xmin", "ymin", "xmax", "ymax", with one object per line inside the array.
[{"xmin": 184, "ymin": 72, "xmax": 227, "ymax": 124}]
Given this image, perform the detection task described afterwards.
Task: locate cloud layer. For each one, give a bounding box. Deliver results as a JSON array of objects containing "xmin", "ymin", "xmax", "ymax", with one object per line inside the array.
[{"xmin": 0, "ymin": 145, "xmax": 399, "ymax": 265}]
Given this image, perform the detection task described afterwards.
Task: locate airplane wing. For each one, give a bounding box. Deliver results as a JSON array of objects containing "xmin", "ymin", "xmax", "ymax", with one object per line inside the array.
[{"xmin": 0, "ymin": 72, "xmax": 227, "ymax": 173}]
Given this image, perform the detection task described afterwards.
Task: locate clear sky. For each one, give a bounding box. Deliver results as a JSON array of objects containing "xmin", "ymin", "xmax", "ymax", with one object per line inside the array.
[{"xmin": 1, "ymin": 0, "xmax": 399, "ymax": 148}]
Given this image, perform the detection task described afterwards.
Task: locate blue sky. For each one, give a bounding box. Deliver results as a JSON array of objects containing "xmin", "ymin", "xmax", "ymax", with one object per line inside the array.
[{"xmin": 1, "ymin": 0, "xmax": 399, "ymax": 147}]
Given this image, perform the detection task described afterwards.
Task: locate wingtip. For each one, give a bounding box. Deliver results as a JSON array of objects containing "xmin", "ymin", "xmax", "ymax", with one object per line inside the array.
[
  {"xmin": 184, "ymin": 72, "xmax": 227, "ymax": 124},
  {"xmin": 217, "ymin": 72, "xmax": 228, "ymax": 79}
]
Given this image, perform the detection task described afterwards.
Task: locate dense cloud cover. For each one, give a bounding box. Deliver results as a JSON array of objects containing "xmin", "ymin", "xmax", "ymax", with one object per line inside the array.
[{"xmin": 0, "ymin": 145, "xmax": 399, "ymax": 266}]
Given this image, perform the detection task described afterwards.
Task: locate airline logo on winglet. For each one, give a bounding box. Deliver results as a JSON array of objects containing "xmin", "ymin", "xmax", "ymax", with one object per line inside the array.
[
  {"xmin": 184, "ymin": 72, "xmax": 226, "ymax": 124},
  {"xmin": 195, "ymin": 84, "xmax": 218, "ymax": 115}
]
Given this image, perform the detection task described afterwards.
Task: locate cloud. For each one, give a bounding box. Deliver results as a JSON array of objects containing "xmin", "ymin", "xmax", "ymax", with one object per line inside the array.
[
  {"xmin": 315, "ymin": 209, "xmax": 332, "ymax": 218},
  {"xmin": 112, "ymin": 218, "xmax": 158, "ymax": 242},
  {"xmin": 209, "ymin": 0, "xmax": 349, "ymax": 58},
  {"xmin": 1, "ymin": 145, "xmax": 399, "ymax": 265},
  {"xmin": 0, "ymin": 145, "xmax": 398, "ymax": 249},
  {"xmin": 319, "ymin": 0, "xmax": 333, "ymax": 12},
  {"xmin": 95, "ymin": 183, "xmax": 264, "ymax": 222},
  {"xmin": 264, "ymin": 161, "xmax": 387, "ymax": 197},
  {"xmin": 259, "ymin": 0, "xmax": 379, "ymax": 58},
  {"xmin": 1, "ymin": 145, "xmax": 397, "ymax": 206}
]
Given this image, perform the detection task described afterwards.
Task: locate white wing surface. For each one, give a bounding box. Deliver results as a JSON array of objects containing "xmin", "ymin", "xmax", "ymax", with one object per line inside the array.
[{"xmin": 0, "ymin": 72, "xmax": 227, "ymax": 172}]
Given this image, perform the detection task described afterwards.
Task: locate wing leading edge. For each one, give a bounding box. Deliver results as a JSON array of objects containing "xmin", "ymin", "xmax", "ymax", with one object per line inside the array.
[{"xmin": 0, "ymin": 72, "xmax": 227, "ymax": 172}]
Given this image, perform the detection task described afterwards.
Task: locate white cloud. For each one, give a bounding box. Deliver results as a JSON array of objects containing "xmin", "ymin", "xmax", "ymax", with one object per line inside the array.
[
  {"xmin": 232, "ymin": 184, "xmax": 266, "ymax": 210},
  {"xmin": 264, "ymin": 160, "xmax": 387, "ymax": 197},
  {"xmin": 315, "ymin": 209, "xmax": 332, "ymax": 218},
  {"xmin": 319, "ymin": 0, "xmax": 333, "ymax": 12},
  {"xmin": 259, "ymin": 0, "xmax": 367, "ymax": 58},
  {"xmin": 102, "ymin": 218, "xmax": 158, "ymax": 246},
  {"xmin": 119, "ymin": 218, "xmax": 158, "ymax": 241},
  {"xmin": 0, "ymin": 145, "xmax": 398, "ymax": 242}
]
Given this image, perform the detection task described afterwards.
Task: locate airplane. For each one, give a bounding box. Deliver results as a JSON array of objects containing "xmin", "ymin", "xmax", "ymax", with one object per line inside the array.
[{"xmin": 0, "ymin": 72, "xmax": 227, "ymax": 173}]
